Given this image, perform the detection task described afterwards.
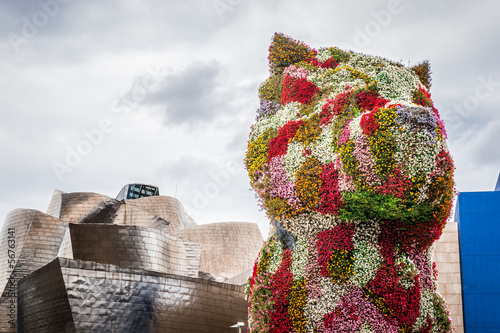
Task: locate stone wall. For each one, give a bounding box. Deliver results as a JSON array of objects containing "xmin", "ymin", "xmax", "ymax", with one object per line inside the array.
[{"xmin": 433, "ymin": 221, "xmax": 463, "ymax": 333}]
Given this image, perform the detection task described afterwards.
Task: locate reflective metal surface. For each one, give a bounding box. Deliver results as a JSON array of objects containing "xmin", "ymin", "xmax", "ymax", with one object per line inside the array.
[
  {"xmin": 0, "ymin": 209, "xmax": 67, "ymax": 332},
  {"xmin": 19, "ymin": 258, "xmax": 249, "ymax": 332},
  {"xmin": 173, "ymin": 222, "xmax": 263, "ymax": 279},
  {"xmin": 68, "ymin": 223, "xmax": 202, "ymax": 277},
  {"xmin": 1, "ymin": 190, "xmax": 263, "ymax": 332}
]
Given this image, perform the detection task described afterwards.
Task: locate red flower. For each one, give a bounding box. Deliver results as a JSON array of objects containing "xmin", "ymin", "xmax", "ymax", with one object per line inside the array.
[
  {"xmin": 269, "ymin": 249, "xmax": 293, "ymax": 333},
  {"xmin": 281, "ymin": 76, "xmax": 319, "ymax": 105},
  {"xmin": 435, "ymin": 150, "xmax": 454, "ymax": 173},
  {"xmin": 318, "ymin": 163, "xmax": 343, "ymax": 215},
  {"xmin": 366, "ymin": 228, "xmax": 421, "ymax": 327},
  {"xmin": 250, "ymin": 260, "xmax": 258, "ymax": 289},
  {"xmin": 414, "ymin": 86, "xmax": 433, "ymax": 107},
  {"xmin": 306, "ymin": 57, "xmax": 338, "ymax": 69},
  {"xmin": 320, "ymin": 91, "xmax": 352, "ymax": 126},
  {"xmin": 360, "ymin": 110, "xmax": 379, "ymax": 136},
  {"xmin": 268, "ymin": 119, "xmax": 304, "ymax": 161},
  {"xmin": 307, "ymin": 58, "xmax": 321, "ymax": 67},
  {"xmin": 323, "ymin": 300, "xmax": 360, "ymax": 327},
  {"xmin": 316, "ymin": 225, "xmax": 354, "ymax": 277},
  {"xmin": 321, "ymin": 57, "xmax": 338, "ymax": 69},
  {"xmin": 356, "ymin": 90, "xmax": 389, "ymax": 112},
  {"xmin": 377, "ymin": 168, "xmax": 411, "ymax": 199}
]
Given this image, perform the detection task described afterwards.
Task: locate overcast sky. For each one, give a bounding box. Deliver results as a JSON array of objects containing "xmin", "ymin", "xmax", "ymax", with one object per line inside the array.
[{"xmin": 1, "ymin": 0, "xmax": 499, "ymax": 237}]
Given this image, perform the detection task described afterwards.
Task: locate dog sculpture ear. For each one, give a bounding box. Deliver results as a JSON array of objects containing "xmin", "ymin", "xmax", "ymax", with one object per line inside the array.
[
  {"xmin": 411, "ymin": 60, "xmax": 432, "ymax": 90},
  {"xmin": 268, "ymin": 33, "xmax": 316, "ymax": 75}
]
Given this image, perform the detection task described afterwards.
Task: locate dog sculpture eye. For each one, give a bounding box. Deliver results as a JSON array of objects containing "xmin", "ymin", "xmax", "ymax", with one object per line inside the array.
[{"xmin": 245, "ymin": 33, "xmax": 455, "ymax": 333}]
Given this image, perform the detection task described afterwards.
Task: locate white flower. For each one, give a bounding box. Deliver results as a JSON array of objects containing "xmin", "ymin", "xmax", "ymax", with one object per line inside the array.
[
  {"xmin": 351, "ymin": 240, "xmax": 383, "ymax": 288},
  {"xmin": 249, "ymin": 102, "xmax": 301, "ymax": 141},
  {"xmin": 316, "ymin": 48, "xmax": 332, "ymax": 62},
  {"xmin": 267, "ymin": 241, "xmax": 283, "ymax": 274},
  {"xmin": 393, "ymin": 122, "xmax": 443, "ymax": 203},
  {"xmin": 368, "ymin": 64, "xmax": 420, "ymax": 103},
  {"xmin": 304, "ymin": 278, "xmax": 352, "ymax": 324},
  {"xmin": 414, "ymin": 290, "xmax": 436, "ymax": 332},
  {"xmin": 357, "ymin": 322, "xmax": 376, "ymax": 333},
  {"xmin": 308, "ymin": 65, "xmax": 366, "ymax": 97},
  {"xmin": 282, "ymin": 140, "xmax": 306, "ymax": 181},
  {"xmin": 349, "ymin": 115, "xmax": 363, "ymax": 140},
  {"xmin": 310, "ymin": 124, "xmax": 337, "ymax": 164},
  {"xmin": 291, "ymin": 235, "xmax": 309, "ymax": 279},
  {"xmin": 395, "ymin": 253, "xmax": 419, "ymax": 289},
  {"xmin": 281, "ymin": 212, "xmax": 343, "ymax": 236}
]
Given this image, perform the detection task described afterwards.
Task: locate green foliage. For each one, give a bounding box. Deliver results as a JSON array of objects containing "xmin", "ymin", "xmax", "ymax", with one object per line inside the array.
[
  {"xmin": 412, "ymin": 60, "xmax": 432, "ymax": 90},
  {"xmin": 433, "ymin": 293, "xmax": 454, "ymax": 333},
  {"xmin": 268, "ymin": 33, "xmax": 316, "ymax": 75},
  {"xmin": 331, "ymin": 105, "xmax": 357, "ymax": 152},
  {"xmin": 340, "ymin": 191, "xmax": 402, "ymax": 222},
  {"xmin": 412, "ymin": 88, "xmax": 433, "ymax": 108},
  {"xmin": 339, "ymin": 140, "xmax": 358, "ymax": 176},
  {"xmin": 259, "ymin": 74, "xmax": 283, "ymax": 103},
  {"xmin": 245, "ymin": 128, "xmax": 276, "ymax": 183},
  {"xmin": 328, "ymin": 47, "xmax": 351, "ymax": 64},
  {"xmin": 339, "ymin": 190, "xmax": 435, "ymax": 224},
  {"xmin": 368, "ymin": 129, "xmax": 396, "ymax": 177},
  {"xmin": 295, "ymin": 157, "xmax": 322, "ymax": 210}
]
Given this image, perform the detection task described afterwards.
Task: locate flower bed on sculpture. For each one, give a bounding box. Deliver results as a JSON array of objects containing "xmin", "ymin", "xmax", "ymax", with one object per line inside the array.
[{"xmin": 245, "ymin": 33, "xmax": 455, "ymax": 333}]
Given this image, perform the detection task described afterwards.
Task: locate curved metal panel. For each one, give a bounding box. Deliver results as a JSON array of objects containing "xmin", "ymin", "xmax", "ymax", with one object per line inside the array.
[
  {"xmin": 173, "ymin": 222, "xmax": 263, "ymax": 279},
  {"xmin": 0, "ymin": 210, "xmax": 67, "ymax": 332}
]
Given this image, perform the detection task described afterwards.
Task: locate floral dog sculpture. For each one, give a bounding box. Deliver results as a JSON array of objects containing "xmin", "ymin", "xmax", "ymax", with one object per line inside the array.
[{"xmin": 245, "ymin": 33, "xmax": 455, "ymax": 333}]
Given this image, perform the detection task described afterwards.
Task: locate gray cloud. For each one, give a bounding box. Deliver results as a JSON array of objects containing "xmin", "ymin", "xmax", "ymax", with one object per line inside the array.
[
  {"xmin": 144, "ymin": 62, "xmax": 225, "ymax": 126},
  {"xmin": 1, "ymin": 0, "xmax": 500, "ymax": 237},
  {"xmin": 117, "ymin": 61, "xmax": 259, "ymax": 129},
  {"xmin": 1, "ymin": 0, "xmax": 225, "ymax": 63}
]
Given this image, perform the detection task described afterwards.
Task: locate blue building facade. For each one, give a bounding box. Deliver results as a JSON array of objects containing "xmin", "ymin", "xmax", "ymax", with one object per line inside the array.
[{"xmin": 456, "ymin": 174, "xmax": 500, "ymax": 332}]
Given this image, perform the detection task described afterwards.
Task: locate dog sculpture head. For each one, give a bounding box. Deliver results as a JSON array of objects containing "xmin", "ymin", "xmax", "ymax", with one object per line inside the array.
[{"xmin": 245, "ymin": 33, "xmax": 455, "ymax": 250}]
